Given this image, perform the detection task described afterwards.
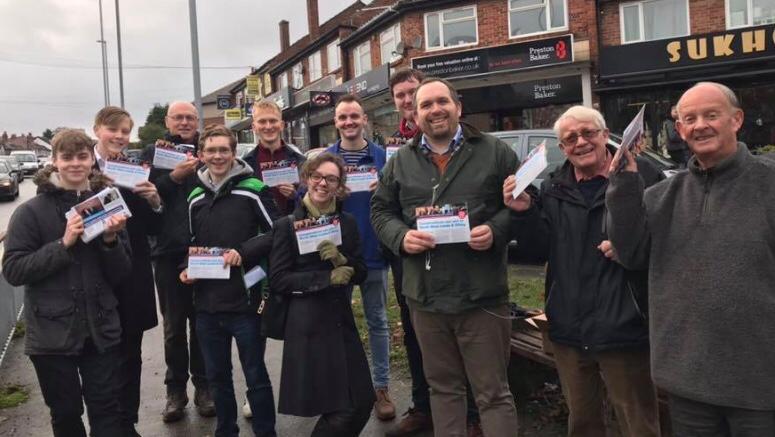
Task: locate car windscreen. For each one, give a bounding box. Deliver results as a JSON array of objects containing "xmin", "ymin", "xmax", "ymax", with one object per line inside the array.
[{"xmin": 12, "ymin": 154, "xmax": 36, "ymax": 162}]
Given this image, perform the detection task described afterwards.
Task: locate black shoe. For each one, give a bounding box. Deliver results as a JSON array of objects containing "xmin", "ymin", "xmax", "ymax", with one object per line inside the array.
[
  {"xmin": 162, "ymin": 390, "xmax": 188, "ymax": 423},
  {"xmin": 194, "ymin": 387, "xmax": 216, "ymax": 417},
  {"xmin": 123, "ymin": 423, "xmax": 141, "ymax": 437}
]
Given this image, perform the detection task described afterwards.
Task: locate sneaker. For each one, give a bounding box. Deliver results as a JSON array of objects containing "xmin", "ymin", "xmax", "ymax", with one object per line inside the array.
[
  {"xmin": 242, "ymin": 399, "xmax": 252, "ymax": 419},
  {"xmin": 374, "ymin": 387, "xmax": 397, "ymax": 421},
  {"xmin": 466, "ymin": 420, "xmax": 484, "ymax": 437},
  {"xmin": 385, "ymin": 408, "xmax": 433, "ymax": 436},
  {"xmin": 194, "ymin": 387, "xmax": 216, "ymax": 417},
  {"xmin": 162, "ymin": 390, "xmax": 188, "ymax": 423}
]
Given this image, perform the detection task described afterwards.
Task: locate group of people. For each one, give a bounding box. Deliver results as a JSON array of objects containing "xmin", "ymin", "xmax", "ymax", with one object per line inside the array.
[{"xmin": 2, "ymin": 66, "xmax": 773, "ymax": 437}]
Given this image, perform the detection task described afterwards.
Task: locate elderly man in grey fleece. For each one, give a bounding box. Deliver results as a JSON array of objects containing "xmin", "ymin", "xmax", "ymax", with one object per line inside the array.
[{"xmin": 605, "ymin": 81, "xmax": 775, "ymax": 436}]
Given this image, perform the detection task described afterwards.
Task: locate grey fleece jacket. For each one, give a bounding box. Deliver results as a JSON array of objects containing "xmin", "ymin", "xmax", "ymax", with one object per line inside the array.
[{"xmin": 605, "ymin": 143, "xmax": 775, "ymax": 410}]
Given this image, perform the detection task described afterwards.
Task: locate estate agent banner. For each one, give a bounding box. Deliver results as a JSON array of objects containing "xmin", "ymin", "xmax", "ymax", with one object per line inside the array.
[
  {"xmin": 600, "ymin": 23, "xmax": 775, "ymax": 78},
  {"xmin": 411, "ymin": 34, "xmax": 574, "ymax": 79}
]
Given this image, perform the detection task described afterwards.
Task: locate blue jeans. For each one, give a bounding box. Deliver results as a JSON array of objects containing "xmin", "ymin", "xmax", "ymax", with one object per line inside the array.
[
  {"xmin": 196, "ymin": 312, "xmax": 276, "ymax": 437},
  {"xmin": 351, "ymin": 268, "xmax": 390, "ymax": 389}
]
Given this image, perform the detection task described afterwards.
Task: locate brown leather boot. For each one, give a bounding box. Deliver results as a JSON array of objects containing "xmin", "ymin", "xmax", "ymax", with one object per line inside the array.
[
  {"xmin": 385, "ymin": 408, "xmax": 433, "ymax": 436},
  {"xmin": 162, "ymin": 390, "xmax": 188, "ymax": 423},
  {"xmin": 194, "ymin": 386, "xmax": 216, "ymax": 417},
  {"xmin": 374, "ymin": 387, "xmax": 397, "ymax": 421}
]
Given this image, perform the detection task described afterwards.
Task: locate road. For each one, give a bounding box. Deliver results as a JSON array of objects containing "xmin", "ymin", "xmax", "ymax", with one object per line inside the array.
[{"xmin": 0, "ymin": 177, "xmax": 419, "ymax": 437}]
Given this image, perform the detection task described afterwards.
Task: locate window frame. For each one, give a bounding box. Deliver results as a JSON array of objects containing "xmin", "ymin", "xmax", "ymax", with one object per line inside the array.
[
  {"xmin": 291, "ymin": 62, "xmax": 303, "ymax": 89},
  {"xmin": 278, "ymin": 72, "xmax": 288, "ymax": 90},
  {"xmin": 619, "ymin": 0, "xmax": 691, "ymax": 44},
  {"xmin": 327, "ymin": 39, "xmax": 341, "ymax": 72},
  {"xmin": 353, "ymin": 40, "xmax": 372, "ymax": 77},
  {"xmin": 507, "ymin": 0, "xmax": 569, "ymax": 39},
  {"xmin": 726, "ymin": 0, "xmax": 775, "ymax": 28},
  {"xmin": 308, "ymin": 51, "xmax": 322, "ymax": 82},
  {"xmin": 424, "ymin": 5, "xmax": 479, "ymax": 51},
  {"xmin": 380, "ymin": 23, "xmax": 402, "ymax": 64}
]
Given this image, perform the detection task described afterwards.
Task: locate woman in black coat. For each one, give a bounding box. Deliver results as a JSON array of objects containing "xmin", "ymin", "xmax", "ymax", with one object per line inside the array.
[{"xmin": 269, "ymin": 152, "xmax": 373, "ymax": 437}]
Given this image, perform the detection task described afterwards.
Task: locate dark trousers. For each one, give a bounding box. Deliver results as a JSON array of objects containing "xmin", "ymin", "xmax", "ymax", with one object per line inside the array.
[
  {"xmin": 118, "ymin": 330, "xmax": 144, "ymax": 426},
  {"xmin": 391, "ymin": 257, "xmax": 479, "ymax": 421},
  {"xmin": 196, "ymin": 312, "xmax": 276, "ymax": 437},
  {"xmin": 154, "ymin": 254, "xmax": 207, "ymax": 391},
  {"xmin": 668, "ymin": 393, "xmax": 775, "ymax": 437},
  {"xmin": 30, "ymin": 341, "xmax": 123, "ymax": 437},
  {"xmin": 311, "ymin": 404, "xmax": 372, "ymax": 437}
]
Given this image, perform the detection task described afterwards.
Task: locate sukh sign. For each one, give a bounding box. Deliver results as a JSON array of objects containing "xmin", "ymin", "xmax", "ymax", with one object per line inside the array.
[{"xmin": 599, "ymin": 23, "xmax": 775, "ymax": 78}]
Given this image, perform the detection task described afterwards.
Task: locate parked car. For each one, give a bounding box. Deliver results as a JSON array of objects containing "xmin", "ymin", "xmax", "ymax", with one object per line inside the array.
[
  {"xmin": 0, "ymin": 161, "xmax": 20, "ymax": 200},
  {"xmin": 10, "ymin": 151, "xmax": 41, "ymax": 175},
  {"xmin": 0, "ymin": 155, "xmax": 24, "ymax": 183}
]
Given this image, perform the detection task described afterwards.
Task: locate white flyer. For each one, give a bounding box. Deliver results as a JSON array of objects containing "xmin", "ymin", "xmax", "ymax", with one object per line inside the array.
[
  {"xmin": 386, "ymin": 146, "xmax": 400, "ymax": 161},
  {"xmin": 415, "ymin": 204, "xmax": 471, "ymax": 245},
  {"xmin": 66, "ymin": 187, "xmax": 133, "ymax": 243},
  {"xmin": 104, "ymin": 159, "xmax": 151, "ymax": 189},
  {"xmin": 187, "ymin": 247, "xmax": 231, "ymax": 279},
  {"xmin": 294, "ymin": 215, "xmax": 343, "ymax": 255},
  {"xmin": 512, "ymin": 141, "xmax": 548, "ymax": 199},
  {"xmin": 345, "ymin": 165, "xmax": 379, "ymax": 193},
  {"xmin": 613, "ymin": 104, "xmax": 646, "ymax": 173},
  {"xmin": 153, "ymin": 144, "xmax": 195, "ymax": 170},
  {"xmin": 243, "ymin": 266, "xmax": 267, "ymax": 289},
  {"xmin": 260, "ymin": 161, "xmax": 300, "ymax": 186}
]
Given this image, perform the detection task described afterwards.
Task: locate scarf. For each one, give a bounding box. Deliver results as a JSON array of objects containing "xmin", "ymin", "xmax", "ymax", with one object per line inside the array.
[
  {"xmin": 302, "ymin": 192, "xmax": 336, "ymax": 219},
  {"xmin": 398, "ymin": 118, "xmax": 419, "ymax": 139}
]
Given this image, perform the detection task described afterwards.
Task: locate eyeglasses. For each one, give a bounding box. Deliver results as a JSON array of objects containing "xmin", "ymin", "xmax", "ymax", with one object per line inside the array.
[
  {"xmin": 560, "ymin": 129, "xmax": 602, "ymax": 147},
  {"xmin": 309, "ymin": 172, "xmax": 340, "ymax": 185},
  {"xmin": 168, "ymin": 114, "xmax": 198, "ymax": 122},
  {"xmin": 201, "ymin": 147, "xmax": 232, "ymax": 157}
]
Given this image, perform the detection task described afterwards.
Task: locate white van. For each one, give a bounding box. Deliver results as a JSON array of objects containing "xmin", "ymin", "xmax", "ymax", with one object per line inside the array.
[{"xmin": 10, "ymin": 151, "xmax": 40, "ymax": 175}]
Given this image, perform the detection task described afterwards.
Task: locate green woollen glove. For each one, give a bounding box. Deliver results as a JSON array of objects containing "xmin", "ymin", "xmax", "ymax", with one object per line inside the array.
[
  {"xmin": 330, "ymin": 266, "xmax": 354, "ymax": 286},
  {"xmin": 317, "ymin": 240, "xmax": 347, "ymax": 267}
]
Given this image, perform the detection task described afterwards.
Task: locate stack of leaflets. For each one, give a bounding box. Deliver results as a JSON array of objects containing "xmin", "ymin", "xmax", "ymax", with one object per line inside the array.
[
  {"xmin": 66, "ymin": 187, "xmax": 133, "ymax": 243},
  {"xmin": 415, "ymin": 204, "xmax": 471, "ymax": 244},
  {"xmin": 153, "ymin": 143, "xmax": 195, "ymax": 170},
  {"xmin": 187, "ymin": 247, "xmax": 230, "ymax": 279},
  {"xmin": 103, "ymin": 155, "xmax": 151, "ymax": 189},
  {"xmin": 293, "ymin": 214, "xmax": 343, "ymax": 255}
]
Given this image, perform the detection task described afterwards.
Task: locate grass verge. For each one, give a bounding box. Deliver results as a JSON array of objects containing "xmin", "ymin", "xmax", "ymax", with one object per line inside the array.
[{"xmin": 0, "ymin": 384, "xmax": 29, "ymax": 409}]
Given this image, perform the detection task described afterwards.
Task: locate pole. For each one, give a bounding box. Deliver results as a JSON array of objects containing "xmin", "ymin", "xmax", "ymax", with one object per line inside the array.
[
  {"xmin": 98, "ymin": 0, "xmax": 110, "ymax": 106},
  {"xmin": 188, "ymin": 0, "xmax": 203, "ymax": 132},
  {"xmin": 115, "ymin": 0, "xmax": 125, "ymax": 108}
]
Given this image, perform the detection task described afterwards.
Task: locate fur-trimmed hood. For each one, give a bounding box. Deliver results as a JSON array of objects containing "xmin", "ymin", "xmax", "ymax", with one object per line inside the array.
[{"xmin": 33, "ymin": 165, "xmax": 113, "ymax": 194}]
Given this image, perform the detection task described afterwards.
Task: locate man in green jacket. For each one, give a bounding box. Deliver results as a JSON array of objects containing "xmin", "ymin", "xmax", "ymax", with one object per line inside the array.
[{"xmin": 371, "ymin": 78, "xmax": 518, "ymax": 437}]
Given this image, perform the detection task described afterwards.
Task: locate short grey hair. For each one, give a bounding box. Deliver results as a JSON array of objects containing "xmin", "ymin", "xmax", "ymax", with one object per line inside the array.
[
  {"xmin": 553, "ymin": 105, "xmax": 607, "ymax": 137},
  {"xmin": 676, "ymin": 82, "xmax": 740, "ymax": 115}
]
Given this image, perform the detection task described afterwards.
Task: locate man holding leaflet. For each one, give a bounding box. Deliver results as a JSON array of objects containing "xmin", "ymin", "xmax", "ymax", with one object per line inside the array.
[
  {"xmin": 371, "ymin": 78, "xmax": 518, "ymax": 437},
  {"xmin": 503, "ymin": 105, "xmax": 660, "ymax": 437}
]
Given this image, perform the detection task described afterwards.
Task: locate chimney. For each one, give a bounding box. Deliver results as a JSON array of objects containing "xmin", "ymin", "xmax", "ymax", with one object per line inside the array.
[
  {"xmin": 307, "ymin": 0, "xmax": 320, "ymax": 39},
  {"xmin": 279, "ymin": 20, "xmax": 290, "ymax": 51}
]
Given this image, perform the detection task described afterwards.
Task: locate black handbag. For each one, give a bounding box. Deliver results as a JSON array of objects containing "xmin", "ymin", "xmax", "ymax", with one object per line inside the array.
[{"xmin": 259, "ymin": 289, "xmax": 288, "ymax": 340}]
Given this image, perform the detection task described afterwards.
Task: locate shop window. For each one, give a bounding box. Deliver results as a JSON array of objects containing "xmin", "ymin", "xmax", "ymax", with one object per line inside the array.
[
  {"xmin": 425, "ymin": 5, "xmax": 478, "ymax": 50},
  {"xmin": 508, "ymin": 0, "xmax": 567, "ymax": 38},
  {"xmin": 620, "ymin": 0, "xmax": 689, "ymax": 43},
  {"xmin": 278, "ymin": 72, "xmax": 288, "ymax": 90},
  {"xmin": 727, "ymin": 0, "xmax": 775, "ymax": 28},
  {"xmin": 292, "ymin": 63, "xmax": 303, "ymax": 89},
  {"xmin": 380, "ymin": 23, "xmax": 402, "ymax": 64},
  {"xmin": 327, "ymin": 39, "xmax": 341, "ymax": 72},
  {"xmin": 354, "ymin": 41, "xmax": 372, "ymax": 77},
  {"xmin": 309, "ymin": 51, "xmax": 322, "ymax": 82}
]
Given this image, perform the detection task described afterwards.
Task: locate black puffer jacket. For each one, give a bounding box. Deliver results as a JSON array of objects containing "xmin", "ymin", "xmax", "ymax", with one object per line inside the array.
[
  {"xmin": 513, "ymin": 148, "xmax": 660, "ymax": 352},
  {"xmin": 2, "ymin": 168, "xmax": 132, "ymax": 355}
]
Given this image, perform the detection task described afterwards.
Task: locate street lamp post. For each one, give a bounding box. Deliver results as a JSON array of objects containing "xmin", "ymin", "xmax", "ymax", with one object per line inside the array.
[
  {"xmin": 115, "ymin": 0, "xmax": 125, "ymax": 108},
  {"xmin": 97, "ymin": 0, "xmax": 110, "ymax": 106},
  {"xmin": 188, "ymin": 0, "xmax": 203, "ymax": 132}
]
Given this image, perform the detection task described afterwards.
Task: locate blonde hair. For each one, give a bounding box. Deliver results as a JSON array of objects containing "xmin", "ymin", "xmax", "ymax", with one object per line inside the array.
[
  {"xmin": 252, "ymin": 100, "xmax": 282, "ymax": 118},
  {"xmin": 94, "ymin": 106, "xmax": 134, "ymax": 130}
]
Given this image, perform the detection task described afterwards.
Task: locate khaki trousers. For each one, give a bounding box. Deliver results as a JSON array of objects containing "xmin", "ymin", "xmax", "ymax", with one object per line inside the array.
[
  {"xmin": 411, "ymin": 305, "xmax": 518, "ymax": 437},
  {"xmin": 552, "ymin": 341, "xmax": 660, "ymax": 437}
]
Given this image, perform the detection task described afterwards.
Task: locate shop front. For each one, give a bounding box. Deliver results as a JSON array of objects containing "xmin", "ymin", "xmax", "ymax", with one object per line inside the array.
[
  {"xmin": 598, "ymin": 23, "xmax": 775, "ymax": 150},
  {"xmin": 411, "ymin": 34, "xmax": 590, "ymax": 132}
]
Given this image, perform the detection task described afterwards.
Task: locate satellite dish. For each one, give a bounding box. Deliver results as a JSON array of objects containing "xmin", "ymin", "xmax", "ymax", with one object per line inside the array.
[{"xmin": 395, "ymin": 41, "xmax": 405, "ymax": 54}]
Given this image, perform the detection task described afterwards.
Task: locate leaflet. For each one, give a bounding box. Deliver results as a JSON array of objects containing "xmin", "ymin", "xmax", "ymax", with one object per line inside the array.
[
  {"xmin": 614, "ymin": 104, "xmax": 646, "ymax": 173},
  {"xmin": 259, "ymin": 160, "xmax": 300, "ymax": 186},
  {"xmin": 386, "ymin": 146, "xmax": 400, "ymax": 161},
  {"xmin": 187, "ymin": 247, "xmax": 231, "ymax": 280},
  {"xmin": 104, "ymin": 158, "xmax": 151, "ymax": 189},
  {"xmin": 243, "ymin": 265, "xmax": 267, "ymax": 289},
  {"xmin": 66, "ymin": 187, "xmax": 133, "ymax": 243},
  {"xmin": 415, "ymin": 204, "xmax": 471, "ymax": 245},
  {"xmin": 512, "ymin": 141, "xmax": 548, "ymax": 198},
  {"xmin": 153, "ymin": 144, "xmax": 195, "ymax": 170},
  {"xmin": 345, "ymin": 164, "xmax": 378, "ymax": 192},
  {"xmin": 294, "ymin": 215, "xmax": 343, "ymax": 255}
]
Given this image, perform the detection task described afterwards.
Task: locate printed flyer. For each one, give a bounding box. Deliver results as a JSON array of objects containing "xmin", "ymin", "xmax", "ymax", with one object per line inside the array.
[
  {"xmin": 512, "ymin": 141, "xmax": 548, "ymax": 198},
  {"xmin": 66, "ymin": 187, "xmax": 133, "ymax": 243},
  {"xmin": 259, "ymin": 160, "xmax": 300, "ymax": 186},
  {"xmin": 187, "ymin": 247, "xmax": 231, "ymax": 279},
  {"xmin": 153, "ymin": 143, "xmax": 195, "ymax": 170},
  {"xmin": 344, "ymin": 164, "xmax": 378, "ymax": 192},
  {"xmin": 415, "ymin": 204, "xmax": 471, "ymax": 244},
  {"xmin": 104, "ymin": 155, "xmax": 151, "ymax": 189},
  {"xmin": 294, "ymin": 214, "xmax": 343, "ymax": 255}
]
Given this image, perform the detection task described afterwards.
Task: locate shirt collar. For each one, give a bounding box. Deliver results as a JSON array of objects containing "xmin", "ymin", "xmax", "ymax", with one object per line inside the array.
[
  {"xmin": 420, "ymin": 125, "xmax": 463, "ymax": 155},
  {"xmin": 94, "ymin": 147, "xmax": 106, "ymax": 171}
]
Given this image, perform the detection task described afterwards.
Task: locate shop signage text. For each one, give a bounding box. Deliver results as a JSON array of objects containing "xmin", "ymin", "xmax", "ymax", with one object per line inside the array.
[
  {"xmin": 600, "ymin": 23, "xmax": 775, "ymax": 78},
  {"xmin": 216, "ymin": 95, "xmax": 232, "ymax": 110},
  {"xmin": 263, "ymin": 86, "xmax": 293, "ymax": 111},
  {"xmin": 333, "ymin": 64, "xmax": 390, "ymax": 99},
  {"xmin": 411, "ymin": 35, "xmax": 574, "ymax": 79}
]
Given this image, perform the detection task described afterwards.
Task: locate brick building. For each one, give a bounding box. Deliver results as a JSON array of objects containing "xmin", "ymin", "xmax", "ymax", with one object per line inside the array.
[{"xmin": 596, "ymin": 0, "xmax": 775, "ymax": 149}]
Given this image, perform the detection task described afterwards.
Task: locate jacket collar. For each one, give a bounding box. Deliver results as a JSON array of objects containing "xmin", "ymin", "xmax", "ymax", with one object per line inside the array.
[
  {"xmin": 164, "ymin": 131, "xmax": 200, "ymax": 151},
  {"xmin": 546, "ymin": 144, "xmax": 618, "ymax": 207},
  {"xmin": 196, "ymin": 157, "xmax": 253, "ymax": 194},
  {"xmin": 688, "ymin": 142, "xmax": 750, "ymax": 183},
  {"xmin": 408, "ymin": 121, "xmax": 483, "ymax": 150}
]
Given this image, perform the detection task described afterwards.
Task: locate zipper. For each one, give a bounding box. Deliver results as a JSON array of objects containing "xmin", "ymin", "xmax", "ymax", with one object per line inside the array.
[
  {"xmin": 626, "ymin": 281, "xmax": 646, "ymax": 320},
  {"xmin": 701, "ymin": 170, "xmax": 713, "ymax": 221}
]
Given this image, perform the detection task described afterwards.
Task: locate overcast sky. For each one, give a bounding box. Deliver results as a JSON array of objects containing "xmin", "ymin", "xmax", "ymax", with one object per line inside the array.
[{"xmin": 0, "ymin": 0, "xmax": 369, "ymax": 140}]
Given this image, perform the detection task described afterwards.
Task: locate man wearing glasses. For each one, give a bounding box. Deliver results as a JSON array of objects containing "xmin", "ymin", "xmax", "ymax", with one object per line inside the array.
[
  {"xmin": 502, "ymin": 106, "xmax": 660, "ymax": 437},
  {"xmin": 142, "ymin": 101, "xmax": 216, "ymax": 422}
]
